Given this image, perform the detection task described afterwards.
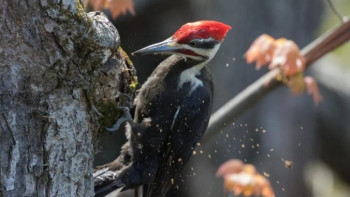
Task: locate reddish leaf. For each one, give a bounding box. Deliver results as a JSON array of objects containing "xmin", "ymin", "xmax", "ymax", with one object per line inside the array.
[
  {"xmin": 109, "ymin": 0, "xmax": 135, "ymax": 19},
  {"xmin": 245, "ymin": 35, "xmax": 305, "ymax": 76},
  {"xmin": 287, "ymin": 72, "xmax": 306, "ymax": 95},
  {"xmin": 87, "ymin": 0, "xmax": 107, "ymax": 10},
  {"xmin": 218, "ymin": 159, "xmax": 275, "ymax": 197},
  {"xmin": 269, "ymin": 40, "xmax": 305, "ymax": 77},
  {"xmin": 286, "ymin": 74, "xmax": 322, "ymax": 105},
  {"xmin": 245, "ymin": 34, "xmax": 276, "ymax": 69},
  {"xmin": 245, "ymin": 34, "xmax": 321, "ymax": 105},
  {"xmin": 216, "ymin": 159, "xmax": 244, "ymax": 178},
  {"xmin": 254, "ymin": 175, "xmax": 275, "ymax": 197},
  {"xmin": 87, "ymin": 0, "xmax": 136, "ymax": 19},
  {"xmin": 304, "ymin": 76, "xmax": 322, "ymax": 105}
]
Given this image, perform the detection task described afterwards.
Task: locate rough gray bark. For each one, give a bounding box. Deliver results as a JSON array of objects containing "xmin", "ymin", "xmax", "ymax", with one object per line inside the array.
[{"xmin": 0, "ymin": 0, "xmax": 135, "ymax": 196}]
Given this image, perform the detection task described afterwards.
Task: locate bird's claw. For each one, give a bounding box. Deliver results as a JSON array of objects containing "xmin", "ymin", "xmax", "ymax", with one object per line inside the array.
[
  {"xmin": 105, "ymin": 106, "xmax": 133, "ymax": 133},
  {"xmin": 92, "ymin": 104, "xmax": 104, "ymax": 118},
  {"xmin": 115, "ymin": 92, "xmax": 133, "ymax": 109}
]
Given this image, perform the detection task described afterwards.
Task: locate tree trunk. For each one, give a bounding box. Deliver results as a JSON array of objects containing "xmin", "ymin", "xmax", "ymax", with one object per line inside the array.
[{"xmin": 0, "ymin": 0, "xmax": 135, "ymax": 196}]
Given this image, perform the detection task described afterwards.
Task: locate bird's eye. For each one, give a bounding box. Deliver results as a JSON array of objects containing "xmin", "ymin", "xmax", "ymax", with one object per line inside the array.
[{"xmin": 190, "ymin": 41, "xmax": 197, "ymax": 47}]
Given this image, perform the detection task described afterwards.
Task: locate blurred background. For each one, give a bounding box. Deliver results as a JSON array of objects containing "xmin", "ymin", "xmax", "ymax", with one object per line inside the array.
[{"xmin": 92, "ymin": 0, "xmax": 350, "ymax": 196}]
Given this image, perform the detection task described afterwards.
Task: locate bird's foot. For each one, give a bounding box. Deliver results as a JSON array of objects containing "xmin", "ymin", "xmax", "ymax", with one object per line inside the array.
[
  {"xmin": 105, "ymin": 106, "xmax": 133, "ymax": 133},
  {"xmin": 115, "ymin": 92, "xmax": 133, "ymax": 109},
  {"xmin": 105, "ymin": 92, "xmax": 134, "ymax": 133},
  {"xmin": 91, "ymin": 104, "xmax": 104, "ymax": 118}
]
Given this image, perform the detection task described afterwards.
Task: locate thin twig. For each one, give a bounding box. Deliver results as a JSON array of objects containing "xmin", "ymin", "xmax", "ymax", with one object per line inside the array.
[
  {"xmin": 201, "ymin": 19, "xmax": 350, "ymax": 144},
  {"xmin": 326, "ymin": 0, "xmax": 345, "ymax": 23}
]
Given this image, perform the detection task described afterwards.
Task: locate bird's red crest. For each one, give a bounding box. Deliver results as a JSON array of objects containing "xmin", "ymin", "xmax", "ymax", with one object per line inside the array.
[{"xmin": 173, "ymin": 21, "xmax": 231, "ymax": 44}]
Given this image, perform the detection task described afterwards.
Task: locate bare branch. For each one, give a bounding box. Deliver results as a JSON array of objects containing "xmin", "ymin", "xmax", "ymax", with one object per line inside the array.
[{"xmin": 202, "ymin": 19, "xmax": 350, "ymax": 144}]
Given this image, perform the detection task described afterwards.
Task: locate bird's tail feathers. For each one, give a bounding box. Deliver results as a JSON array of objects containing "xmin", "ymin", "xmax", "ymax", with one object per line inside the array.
[
  {"xmin": 134, "ymin": 185, "xmax": 144, "ymax": 197},
  {"xmin": 93, "ymin": 167, "xmax": 125, "ymax": 197}
]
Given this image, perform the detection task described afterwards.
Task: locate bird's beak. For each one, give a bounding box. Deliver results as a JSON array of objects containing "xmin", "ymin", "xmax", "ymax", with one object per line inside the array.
[{"xmin": 132, "ymin": 38, "xmax": 180, "ymax": 56}]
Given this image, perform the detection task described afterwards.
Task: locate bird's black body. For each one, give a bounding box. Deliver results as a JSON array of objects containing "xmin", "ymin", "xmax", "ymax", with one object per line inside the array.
[
  {"xmin": 135, "ymin": 55, "xmax": 213, "ymax": 196},
  {"xmin": 97, "ymin": 55, "xmax": 213, "ymax": 197},
  {"xmin": 94, "ymin": 20, "xmax": 231, "ymax": 197}
]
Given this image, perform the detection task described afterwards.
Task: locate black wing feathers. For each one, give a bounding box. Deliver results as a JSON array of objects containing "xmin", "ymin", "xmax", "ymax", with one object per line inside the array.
[{"xmin": 144, "ymin": 75, "xmax": 213, "ymax": 197}]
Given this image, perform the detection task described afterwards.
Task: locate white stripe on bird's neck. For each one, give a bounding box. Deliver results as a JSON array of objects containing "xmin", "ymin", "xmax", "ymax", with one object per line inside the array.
[
  {"xmin": 177, "ymin": 42, "xmax": 221, "ymax": 95},
  {"xmin": 177, "ymin": 60, "xmax": 207, "ymax": 95}
]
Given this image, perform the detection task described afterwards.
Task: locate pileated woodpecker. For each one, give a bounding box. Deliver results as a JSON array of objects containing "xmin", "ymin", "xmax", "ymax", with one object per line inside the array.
[{"xmin": 95, "ymin": 20, "xmax": 231, "ymax": 197}]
